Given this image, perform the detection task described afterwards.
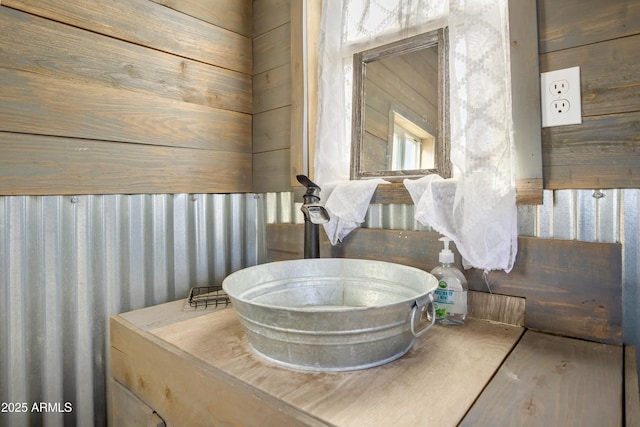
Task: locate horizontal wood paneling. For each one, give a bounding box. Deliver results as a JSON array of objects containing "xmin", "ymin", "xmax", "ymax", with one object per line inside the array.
[
  {"xmin": 266, "ymin": 224, "xmax": 623, "ymax": 345},
  {"xmin": 253, "ymin": 23, "xmax": 291, "ymax": 75},
  {"xmin": 0, "ymin": 68, "xmax": 251, "ymax": 153},
  {"xmin": 253, "ymin": 63, "xmax": 292, "ymax": 115},
  {"xmin": 538, "ymin": 0, "xmax": 640, "ymax": 190},
  {"xmin": 253, "ymin": 107, "xmax": 291, "ymax": 153},
  {"xmin": 0, "ymin": 8, "xmax": 251, "ymax": 114},
  {"xmin": 0, "ymin": 0, "xmax": 252, "ymax": 195},
  {"xmin": 540, "ymin": 35, "xmax": 640, "ymax": 118},
  {"xmin": 253, "ymin": 150, "xmax": 290, "ymax": 193},
  {"xmin": 466, "ymin": 236, "xmax": 622, "ymax": 345},
  {"xmin": 543, "ymin": 113, "xmax": 640, "ymax": 189},
  {"xmin": 537, "ymin": 0, "xmax": 640, "ymax": 54},
  {"xmin": 0, "ymin": 133, "xmax": 251, "ymax": 195},
  {"xmin": 150, "ymin": 0, "xmax": 252, "ymax": 37},
  {"xmin": 253, "ymin": 0, "xmax": 290, "ymax": 37},
  {"xmin": 252, "ymin": 0, "xmax": 292, "ymax": 192},
  {"xmin": 4, "ymin": 0, "xmax": 252, "ymax": 74}
]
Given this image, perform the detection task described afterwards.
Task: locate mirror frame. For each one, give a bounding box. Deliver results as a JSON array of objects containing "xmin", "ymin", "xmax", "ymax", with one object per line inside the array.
[{"xmin": 350, "ymin": 28, "xmax": 451, "ymax": 182}]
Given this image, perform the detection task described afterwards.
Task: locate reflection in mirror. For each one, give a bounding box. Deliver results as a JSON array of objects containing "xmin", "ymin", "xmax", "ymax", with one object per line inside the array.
[
  {"xmin": 389, "ymin": 108, "xmax": 435, "ymax": 171},
  {"xmin": 351, "ymin": 28, "xmax": 450, "ymax": 181}
]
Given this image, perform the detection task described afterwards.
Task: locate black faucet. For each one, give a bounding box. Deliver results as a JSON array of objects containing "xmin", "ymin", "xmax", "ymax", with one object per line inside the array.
[{"xmin": 296, "ymin": 175, "xmax": 330, "ymax": 258}]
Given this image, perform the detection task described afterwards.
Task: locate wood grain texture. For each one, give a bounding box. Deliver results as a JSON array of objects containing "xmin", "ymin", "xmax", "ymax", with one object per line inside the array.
[
  {"xmin": 537, "ymin": 0, "xmax": 640, "ymax": 54},
  {"xmin": 0, "ymin": 7, "xmax": 251, "ymax": 114},
  {"xmin": 252, "ymin": 0, "xmax": 295, "ymax": 192},
  {"xmin": 626, "ymin": 346, "xmax": 640, "ymax": 427},
  {"xmin": 110, "ymin": 316, "xmax": 328, "ymax": 427},
  {"xmin": 538, "ymin": 0, "xmax": 640, "ymax": 191},
  {"xmin": 253, "ymin": 63, "xmax": 292, "ymax": 115},
  {"xmin": 4, "ymin": 0, "xmax": 252, "ymax": 74},
  {"xmin": 119, "ymin": 299, "xmax": 221, "ymax": 332},
  {"xmin": 150, "ymin": 0, "xmax": 252, "ymax": 37},
  {"xmin": 111, "ymin": 379, "xmax": 166, "ymax": 427},
  {"xmin": 253, "ymin": 22, "xmax": 291, "ymax": 75},
  {"xmin": 467, "ymin": 292, "xmax": 526, "ymax": 327},
  {"xmin": 253, "ymin": 0, "xmax": 290, "ymax": 38},
  {"xmin": 253, "ymin": 107, "xmax": 291, "ymax": 153},
  {"xmin": 253, "ymin": 150, "xmax": 291, "ymax": 193},
  {"xmin": 266, "ymin": 224, "xmax": 623, "ymax": 344},
  {"xmin": 0, "ymin": 133, "xmax": 251, "ymax": 195},
  {"xmin": 461, "ymin": 331, "xmax": 623, "ymax": 426},
  {"xmin": 0, "ymin": 68, "xmax": 251, "ymax": 153},
  {"xmin": 148, "ymin": 308, "xmax": 523, "ymax": 427},
  {"xmin": 542, "ymin": 112, "xmax": 640, "ymax": 189},
  {"xmin": 0, "ymin": 1, "xmax": 253, "ymax": 195},
  {"xmin": 516, "ymin": 178, "xmax": 544, "ymax": 205},
  {"xmin": 467, "ymin": 236, "xmax": 623, "ymax": 345},
  {"xmin": 540, "ymin": 35, "xmax": 640, "ymax": 118}
]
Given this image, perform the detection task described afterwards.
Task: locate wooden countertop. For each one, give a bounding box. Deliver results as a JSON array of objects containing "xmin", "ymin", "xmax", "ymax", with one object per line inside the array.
[{"xmin": 110, "ymin": 300, "xmax": 624, "ymax": 426}]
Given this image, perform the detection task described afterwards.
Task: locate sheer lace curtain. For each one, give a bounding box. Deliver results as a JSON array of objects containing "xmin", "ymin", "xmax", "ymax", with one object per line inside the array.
[{"xmin": 315, "ymin": 0, "xmax": 517, "ymax": 272}]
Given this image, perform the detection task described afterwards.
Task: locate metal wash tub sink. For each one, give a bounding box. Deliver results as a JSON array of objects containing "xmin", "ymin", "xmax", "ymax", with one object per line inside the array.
[{"xmin": 222, "ymin": 258, "xmax": 438, "ymax": 372}]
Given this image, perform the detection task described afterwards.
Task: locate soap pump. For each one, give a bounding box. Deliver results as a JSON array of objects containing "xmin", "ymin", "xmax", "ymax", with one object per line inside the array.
[{"xmin": 430, "ymin": 236, "xmax": 468, "ymax": 326}]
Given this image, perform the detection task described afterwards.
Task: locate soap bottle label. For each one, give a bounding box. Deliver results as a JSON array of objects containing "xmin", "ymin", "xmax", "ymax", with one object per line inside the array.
[{"xmin": 433, "ymin": 280, "xmax": 467, "ymax": 318}]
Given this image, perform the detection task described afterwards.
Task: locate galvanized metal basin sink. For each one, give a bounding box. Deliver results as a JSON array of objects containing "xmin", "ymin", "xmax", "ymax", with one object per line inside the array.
[{"xmin": 222, "ymin": 258, "xmax": 438, "ymax": 372}]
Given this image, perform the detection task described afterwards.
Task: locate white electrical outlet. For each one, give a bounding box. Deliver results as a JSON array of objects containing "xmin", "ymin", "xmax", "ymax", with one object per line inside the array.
[{"xmin": 541, "ymin": 66, "xmax": 582, "ymax": 127}]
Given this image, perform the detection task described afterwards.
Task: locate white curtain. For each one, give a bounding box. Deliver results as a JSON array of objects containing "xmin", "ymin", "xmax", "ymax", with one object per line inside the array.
[
  {"xmin": 315, "ymin": 0, "xmax": 517, "ymax": 272},
  {"xmin": 445, "ymin": 0, "xmax": 517, "ymax": 272}
]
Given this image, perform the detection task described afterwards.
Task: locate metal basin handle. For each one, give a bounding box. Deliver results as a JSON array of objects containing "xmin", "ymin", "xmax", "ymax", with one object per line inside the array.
[{"xmin": 410, "ymin": 292, "xmax": 436, "ymax": 337}]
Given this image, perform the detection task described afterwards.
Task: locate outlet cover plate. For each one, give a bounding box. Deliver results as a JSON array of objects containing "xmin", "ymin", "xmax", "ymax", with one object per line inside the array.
[{"xmin": 540, "ymin": 66, "xmax": 582, "ymax": 127}]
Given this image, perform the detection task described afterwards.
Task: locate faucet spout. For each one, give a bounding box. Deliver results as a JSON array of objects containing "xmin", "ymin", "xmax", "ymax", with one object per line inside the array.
[
  {"xmin": 301, "ymin": 204, "xmax": 330, "ymax": 224},
  {"xmin": 296, "ymin": 175, "xmax": 330, "ymax": 258}
]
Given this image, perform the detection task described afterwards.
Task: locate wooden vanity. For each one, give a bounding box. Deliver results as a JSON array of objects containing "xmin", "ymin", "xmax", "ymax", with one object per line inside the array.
[
  {"xmin": 110, "ymin": 298, "xmax": 626, "ymax": 426},
  {"xmin": 110, "ymin": 227, "xmax": 638, "ymax": 426}
]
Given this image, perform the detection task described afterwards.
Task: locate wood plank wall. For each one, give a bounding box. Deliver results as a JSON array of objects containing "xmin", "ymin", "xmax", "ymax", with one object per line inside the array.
[
  {"xmin": 252, "ymin": 0, "xmax": 292, "ymax": 193},
  {"xmin": 538, "ymin": 0, "xmax": 640, "ymax": 189},
  {"xmin": 0, "ymin": 0, "xmax": 252, "ymax": 195}
]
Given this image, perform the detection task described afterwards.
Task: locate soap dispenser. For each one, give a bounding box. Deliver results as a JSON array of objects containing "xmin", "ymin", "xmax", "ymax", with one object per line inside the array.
[{"xmin": 430, "ymin": 236, "xmax": 468, "ymax": 326}]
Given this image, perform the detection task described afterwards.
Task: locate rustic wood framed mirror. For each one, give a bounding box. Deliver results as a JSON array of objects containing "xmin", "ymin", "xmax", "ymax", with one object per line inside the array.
[{"xmin": 351, "ymin": 28, "xmax": 450, "ymax": 181}]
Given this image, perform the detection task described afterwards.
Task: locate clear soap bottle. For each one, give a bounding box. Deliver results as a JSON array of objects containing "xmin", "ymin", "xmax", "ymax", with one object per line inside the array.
[{"xmin": 430, "ymin": 236, "xmax": 468, "ymax": 326}]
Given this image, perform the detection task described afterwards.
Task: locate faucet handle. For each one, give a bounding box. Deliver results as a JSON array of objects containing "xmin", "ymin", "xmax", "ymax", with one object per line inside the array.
[
  {"xmin": 296, "ymin": 174, "xmax": 320, "ymax": 190},
  {"xmin": 296, "ymin": 174, "xmax": 322, "ymax": 199}
]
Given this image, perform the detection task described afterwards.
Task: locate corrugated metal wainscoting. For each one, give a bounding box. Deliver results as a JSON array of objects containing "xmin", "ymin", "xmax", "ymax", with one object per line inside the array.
[{"xmin": 0, "ymin": 193, "xmax": 266, "ymax": 427}]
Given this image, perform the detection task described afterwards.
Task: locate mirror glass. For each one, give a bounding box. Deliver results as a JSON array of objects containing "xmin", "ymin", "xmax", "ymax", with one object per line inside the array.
[{"xmin": 351, "ymin": 28, "xmax": 450, "ymax": 181}]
